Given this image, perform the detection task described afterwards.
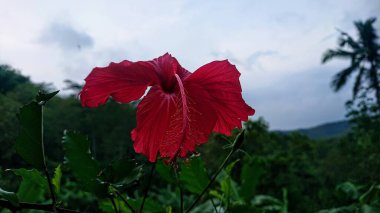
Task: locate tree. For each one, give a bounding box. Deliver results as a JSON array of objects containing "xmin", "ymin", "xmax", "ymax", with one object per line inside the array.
[
  {"xmin": 322, "ymin": 18, "xmax": 380, "ymax": 111},
  {"xmin": 0, "ymin": 65, "xmax": 30, "ymax": 94}
]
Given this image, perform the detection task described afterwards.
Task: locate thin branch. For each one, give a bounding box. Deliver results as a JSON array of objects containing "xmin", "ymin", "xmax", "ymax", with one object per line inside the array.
[
  {"xmin": 185, "ymin": 150, "xmax": 234, "ymax": 213},
  {"xmin": 113, "ymin": 188, "xmax": 136, "ymax": 213},
  {"xmin": 110, "ymin": 196, "xmax": 119, "ymax": 213},
  {"xmin": 0, "ymin": 199, "xmax": 80, "ymax": 213},
  {"xmin": 138, "ymin": 163, "xmax": 156, "ymax": 213},
  {"xmin": 210, "ymin": 198, "xmax": 219, "ymax": 213}
]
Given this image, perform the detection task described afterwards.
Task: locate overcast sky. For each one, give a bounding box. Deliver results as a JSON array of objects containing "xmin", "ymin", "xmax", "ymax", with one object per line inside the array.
[{"xmin": 0, "ymin": 0, "xmax": 379, "ymax": 130}]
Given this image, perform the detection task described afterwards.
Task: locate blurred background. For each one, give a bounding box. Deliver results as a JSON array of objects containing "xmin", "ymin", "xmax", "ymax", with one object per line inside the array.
[{"xmin": 1, "ymin": 1, "xmax": 380, "ymax": 212}]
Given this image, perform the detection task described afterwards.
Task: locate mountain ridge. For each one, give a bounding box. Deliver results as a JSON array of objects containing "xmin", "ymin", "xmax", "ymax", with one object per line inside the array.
[{"xmin": 274, "ymin": 120, "xmax": 351, "ymax": 139}]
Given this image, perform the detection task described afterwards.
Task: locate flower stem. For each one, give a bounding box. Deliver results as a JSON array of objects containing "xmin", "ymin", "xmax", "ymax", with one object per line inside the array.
[
  {"xmin": 138, "ymin": 163, "xmax": 156, "ymax": 213},
  {"xmin": 185, "ymin": 130, "xmax": 246, "ymax": 213}
]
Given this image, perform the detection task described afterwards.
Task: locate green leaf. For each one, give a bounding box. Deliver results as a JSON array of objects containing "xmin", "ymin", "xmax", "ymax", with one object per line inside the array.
[
  {"xmin": 155, "ymin": 160, "xmax": 175, "ymax": 183},
  {"xmin": 35, "ymin": 90, "xmax": 59, "ymax": 103},
  {"xmin": 179, "ymin": 157, "xmax": 209, "ymax": 194},
  {"xmin": 252, "ymin": 195, "xmax": 283, "ymax": 210},
  {"xmin": 99, "ymin": 198, "xmax": 134, "ymax": 213},
  {"xmin": 62, "ymin": 131, "xmax": 108, "ymax": 197},
  {"xmin": 15, "ymin": 101, "xmax": 44, "ymax": 169},
  {"xmin": 52, "ymin": 164, "xmax": 62, "ymax": 194},
  {"xmin": 229, "ymin": 204, "xmax": 265, "ymax": 213},
  {"xmin": 359, "ymin": 184, "xmax": 380, "ymax": 205},
  {"xmin": 219, "ymin": 160, "xmax": 241, "ymax": 206},
  {"xmin": 336, "ymin": 181, "xmax": 359, "ymax": 201},
  {"xmin": 100, "ymin": 158, "xmax": 143, "ymax": 186},
  {"xmin": 128, "ymin": 198, "xmax": 166, "ymax": 213},
  {"xmin": 11, "ymin": 168, "xmax": 47, "ymax": 202},
  {"xmin": 240, "ymin": 157, "xmax": 265, "ymax": 201},
  {"xmin": 0, "ymin": 187, "xmax": 19, "ymax": 207}
]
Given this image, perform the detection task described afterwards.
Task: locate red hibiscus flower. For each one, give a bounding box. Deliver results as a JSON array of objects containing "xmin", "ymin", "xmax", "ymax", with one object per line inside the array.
[{"xmin": 80, "ymin": 53, "xmax": 255, "ymax": 162}]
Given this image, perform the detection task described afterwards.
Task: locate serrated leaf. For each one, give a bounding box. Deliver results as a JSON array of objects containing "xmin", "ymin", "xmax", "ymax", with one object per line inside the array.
[
  {"xmin": 180, "ymin": 157, "xmax": 209, "ymax": 194},
  {"xmin": 0, "ymin": 187, "xmax": 19, "ymax": 206},
  {"xmin": 36, "ymin": 90, "xmax": 59, "ymax": 103},
  {"xmin": 62, "ymin": 131, "xmax": 108, "ymax": 197},
  {"xmin": 52, "ymin": 164, "xmax": 62, "ymax": 194},
  {"xmin": 11, "ymin": 168, "xmax": 47, "ymax": 202},
  {"xmin": 15, "ymin": 101, "xmax": 44, "ymax": 169}
]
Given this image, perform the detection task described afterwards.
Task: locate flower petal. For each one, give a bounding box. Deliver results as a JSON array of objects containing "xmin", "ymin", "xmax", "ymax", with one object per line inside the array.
[
  {"xmin": 150, "ymin": 53, "xmax": 191, "ymax": 92},
  {"xmin": 132, "ymin": 80, "xmax": 217, "ymax": 162},
  {"xmin": 184, "ymin": 60, "xmax": 255, "ymax": 135},
  {"xmin": 80, "ymin": 60, "xmax": 159, "ymax": 107},
  {"xmin": 131, "ymin": 86, "xmax": 178, "ymax": 162}
]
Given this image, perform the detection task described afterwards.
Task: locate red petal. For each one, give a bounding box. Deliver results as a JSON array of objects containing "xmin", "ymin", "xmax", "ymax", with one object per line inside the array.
[
  {"xmin": 132, "ymin": 86, "xmax": 177, "ymax": 162},
  {"xmin": 184, "ymin": 60, "xmax": 255, "ymax": 135},
  {"xmin": 132, "ymin": 77, "xmax": 217, "ymax": 162},
  {"xmin": 80, "ymin": 60, "xmax": 159, "ymax": 107},
  {"xmin": 150, "ymin": 53, "xmax": 191, "ymax": 92}
]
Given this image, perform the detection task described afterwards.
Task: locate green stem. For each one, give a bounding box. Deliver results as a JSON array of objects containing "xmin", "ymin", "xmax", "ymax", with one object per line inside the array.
[
  {"xmin": 112, "ymin": 188, "xmax": 136, "ymax": 213},
  {"xmin": 41, "ymin": 104, "xmax": 57, "ymax": 209},
  {"xmin": 174, "ymin": 165, "xmax": 184, "ymax": 213},
  {"xmin": 185, "ymin": 150, "xmax": 234, "ymax": 213},
  {"xmin": 110, "ymin": 196, "xmax": 119, "ymax": 213},
  {"xmin": 138, "ymin": 163, "xmax": 156, "ymax": 213}
]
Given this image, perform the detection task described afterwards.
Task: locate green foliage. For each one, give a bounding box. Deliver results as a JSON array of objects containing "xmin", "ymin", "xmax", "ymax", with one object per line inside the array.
[
  {"xmin": 240, "ymin": 157, "xmax": 265, "ymax": 202},
  {"xmin": 62, "ymin": 131, "xmax": 108, "ymax": 197},
  {"xmin": 180, "ymin": 157, "xmax": 209, "ymax": 194},
  {"xmin": 15, "ymin": 90, "xmax": 59, "ymax": 169},
  {"xmin": 0, "ymin": 65, "xmax": 30, "ymax": 94},
  {"xmin": 11, "ymin": 168, "xmax": 47, "ymax": 202},
  {"xmin": 155, "ymin": 160, "xmax": 176, "ymax": 183},
  {"xmin": 52, "ymin": 164, "xmax": 62, "ymax": 194},
  {"xmin": 0, "ymin": 187, "xmax": 19, "ymax": 206},
  {"xmin": 15, "ymin": 101, "xmax": 43, "ymax": 169}
]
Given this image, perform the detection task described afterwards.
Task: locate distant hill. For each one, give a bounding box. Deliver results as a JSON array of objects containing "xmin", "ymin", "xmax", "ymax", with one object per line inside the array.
[{"xmin": 275, "ymin": 120, "xmax": 352, "ymax": 140}]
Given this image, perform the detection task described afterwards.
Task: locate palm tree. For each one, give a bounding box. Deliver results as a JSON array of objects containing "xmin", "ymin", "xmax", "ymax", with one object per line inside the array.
[{"xmin": 322, "ymin": 18, "xmax": 380, "ymax": 110}]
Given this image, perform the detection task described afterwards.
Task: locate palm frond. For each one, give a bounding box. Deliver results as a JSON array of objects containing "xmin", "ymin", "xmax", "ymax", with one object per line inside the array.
[
  {"xmin": 355, "ymin": 17, "xmax": 379, "ymax": 58},
  {"xmin": 353, "ymin": 66, "xmax": 366, "ymax": 98},
  {"xmin": 338, "ymin": 30, "xmax": 361, "ymax": 50},
  {"xmin": 322, "ymin": 49, "xmax": 354, "ymax": 63},
  {"xmin": 331, "ymin": 61, "xmax": 360, "ymax": 92}
]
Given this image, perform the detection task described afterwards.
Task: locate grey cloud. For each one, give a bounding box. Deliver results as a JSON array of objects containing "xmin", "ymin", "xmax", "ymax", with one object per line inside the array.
[
  {"xmin": 39, "ymin": 22, "xmax": 94, "ymax": 51},
  {"xmin": 246, "ymin": 66, "xmax": 351, "ymax": 130}
]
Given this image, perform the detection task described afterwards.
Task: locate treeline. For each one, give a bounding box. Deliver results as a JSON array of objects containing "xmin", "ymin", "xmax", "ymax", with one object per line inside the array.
[{"xmin": 1, "ymin": 65, "xmax": 379, "ymax": 212}]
